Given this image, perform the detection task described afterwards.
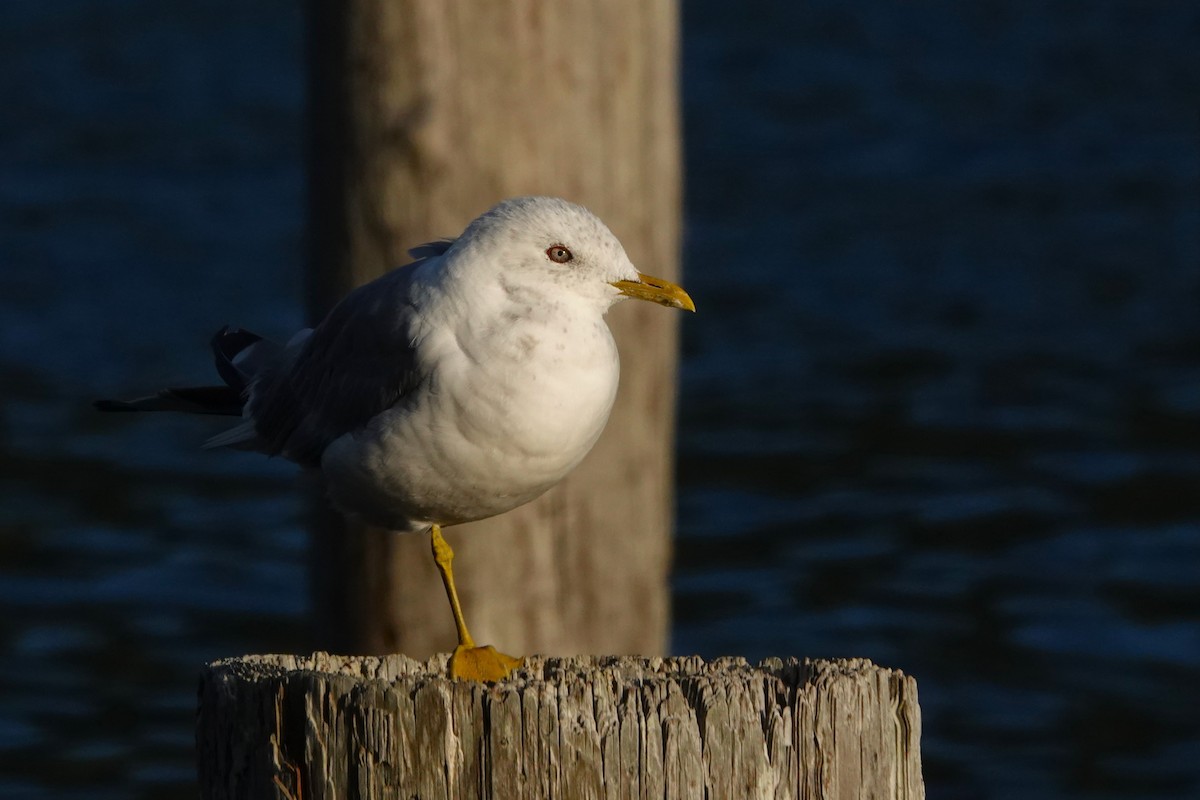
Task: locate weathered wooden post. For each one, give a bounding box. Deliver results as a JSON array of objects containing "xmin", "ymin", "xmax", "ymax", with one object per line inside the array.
[
  {"xmin": 198, "ymin": 654, "xmax": 924, "ymax": 799},
  {"xmin": 305, "ymin": 0, "xmax": 682, "ymax": 658}
]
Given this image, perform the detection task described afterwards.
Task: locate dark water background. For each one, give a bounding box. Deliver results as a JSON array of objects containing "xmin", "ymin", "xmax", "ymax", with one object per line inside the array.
[{"xmin": 2, "ymin": 1, "xmax": 1198, "ymax": 798}]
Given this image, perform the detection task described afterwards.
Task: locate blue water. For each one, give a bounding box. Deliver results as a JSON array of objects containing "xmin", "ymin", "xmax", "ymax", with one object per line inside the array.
[{"xmin": 2, "ymin": 1, "xmax": 1199, "ymax": 798}]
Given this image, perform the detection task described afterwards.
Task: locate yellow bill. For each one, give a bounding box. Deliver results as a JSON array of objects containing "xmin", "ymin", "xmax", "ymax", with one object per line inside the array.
[{"xmin": 611, "ymin": 272, "xmax": 696, "ymax": 312}]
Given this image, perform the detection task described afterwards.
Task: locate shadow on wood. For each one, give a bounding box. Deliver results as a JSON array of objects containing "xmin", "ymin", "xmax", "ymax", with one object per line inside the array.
[{"xmin": 197, "ymin": 653, "xmax": 923, "ymax": 799}]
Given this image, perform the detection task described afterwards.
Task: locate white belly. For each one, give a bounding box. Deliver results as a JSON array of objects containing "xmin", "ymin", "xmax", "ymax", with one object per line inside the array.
[{"xmin": 321, "ymin": 312, "xmax": 620, "ymax": 531}]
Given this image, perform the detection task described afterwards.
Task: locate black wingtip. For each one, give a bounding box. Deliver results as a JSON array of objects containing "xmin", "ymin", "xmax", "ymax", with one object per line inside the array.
[
  {"xmin": 94, "ymin": 398, "xmax": 137, "ymax": 412},
  {"xmin": 211, "ymin": 325, "xmax": 264, "ymax": 391}
]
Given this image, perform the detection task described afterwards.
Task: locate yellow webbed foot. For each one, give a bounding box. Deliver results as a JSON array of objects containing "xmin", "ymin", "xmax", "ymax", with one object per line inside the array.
[{"xmin": 449, "ymin": 645, "xmax": 524, "ymax": 682}]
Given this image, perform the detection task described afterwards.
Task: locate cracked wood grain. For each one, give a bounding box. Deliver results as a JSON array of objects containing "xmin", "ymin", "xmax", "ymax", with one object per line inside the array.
[{"xmin": 198, "ymin": 654, "xmax": 923, "ymax": 799}]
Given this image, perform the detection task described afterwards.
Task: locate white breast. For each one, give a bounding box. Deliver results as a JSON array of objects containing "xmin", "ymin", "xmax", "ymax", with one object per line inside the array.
[{"xmin": 320, "ymin": 294, "xmax": 621, "ymax": 532}]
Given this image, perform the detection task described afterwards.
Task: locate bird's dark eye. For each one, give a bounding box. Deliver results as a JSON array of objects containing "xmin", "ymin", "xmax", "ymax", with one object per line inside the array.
[{"xmin": 546, "ymin": 245, "xmax": 573, "ymax": 264}]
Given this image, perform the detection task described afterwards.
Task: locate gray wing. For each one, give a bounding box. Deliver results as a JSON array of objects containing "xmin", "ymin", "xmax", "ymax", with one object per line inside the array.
[{"xmin": 246, "ymin": 241, "xmax": 452, "ymax": 466}]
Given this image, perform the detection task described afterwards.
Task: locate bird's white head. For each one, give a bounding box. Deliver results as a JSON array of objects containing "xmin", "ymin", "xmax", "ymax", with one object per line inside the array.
[{"xmin": 446, "ymin": 196, "xmax": 695, "ymax": 315}]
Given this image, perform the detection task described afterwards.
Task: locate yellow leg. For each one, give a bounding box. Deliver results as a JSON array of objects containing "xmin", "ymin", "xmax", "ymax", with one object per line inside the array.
[{"xmin": 430, "ymin": 524, "xmax": 523, "ymax": 682}]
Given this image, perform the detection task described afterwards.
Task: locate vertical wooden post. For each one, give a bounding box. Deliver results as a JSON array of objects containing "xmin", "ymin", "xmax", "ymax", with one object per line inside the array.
[
  {"xmin": 197, "ymin": 654, "xmax": 925, "ymax": 799},
  {"xmin": 304, "ymin": 0, "xmax": 681, "ymax": 656}
]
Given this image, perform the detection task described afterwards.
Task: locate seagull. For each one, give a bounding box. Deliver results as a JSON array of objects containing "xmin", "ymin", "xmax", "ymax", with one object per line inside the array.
[{"xmin": 97, "ymin": 196, "xmax": 695, "ymax": 681}]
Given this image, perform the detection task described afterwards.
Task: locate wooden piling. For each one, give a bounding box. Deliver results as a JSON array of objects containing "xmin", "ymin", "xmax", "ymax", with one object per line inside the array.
[
  {"xmin": 197, "ymin": 653, "xmax": 923, "ymax": 799},
  {"xmin": 305, "ymin": 0, "xmax": 683, "ymax": 660}
]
